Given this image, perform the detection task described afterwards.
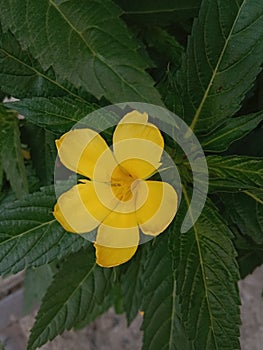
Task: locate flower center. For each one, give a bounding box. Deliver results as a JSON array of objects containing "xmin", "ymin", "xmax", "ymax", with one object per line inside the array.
[{"xmin": 111, "ymin": 165, "xmax": 136, "ymax": 202}]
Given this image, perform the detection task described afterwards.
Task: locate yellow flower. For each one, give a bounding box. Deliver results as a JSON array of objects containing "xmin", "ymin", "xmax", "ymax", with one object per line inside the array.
[{"xmin": 53, "ymin": 110, "xmax": 178, "ymax": 267}]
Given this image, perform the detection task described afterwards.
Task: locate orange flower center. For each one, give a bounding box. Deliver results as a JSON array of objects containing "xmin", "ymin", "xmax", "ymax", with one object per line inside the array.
[{"xmin": 111, "ymin": 165, "xmax": 136, "ymax": 202}]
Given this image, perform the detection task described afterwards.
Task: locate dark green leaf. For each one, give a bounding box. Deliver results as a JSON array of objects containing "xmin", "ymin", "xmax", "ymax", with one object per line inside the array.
[
  {"xmin": 177, "ymin": 0, "xmax": 263, "ymax": 133},
  {"xmin": 0, "ymin": 105, "xmax": 28, "ymax": 198},
  {"xmin": 202, "ymin": 112, "xmax": 263, "ymax": 152},
  {"xmin": 142, "ymin": 227, "xmax": 191, "ymax": 350},
  {"xmin": 174, "ymin": 194, "xmax": 240, "ymax": 349},
  {"xmin": 0, "ymin": 186, "xmax": 88, "ymax": 276},
  {"xmin": 0, "ymin": 0, "xmax": 162, "ymax": 104},
  {"xmin": 27, "ymin": 248, "xmax": 112, "ymax": 350},
  {"xmin": 115, "ymin": 0, "xmax": 201, "ymax": 24},
  {"xmin": 234, "ymin": 231, "xmax": 263, "ymax": 279},
  {"xmin": 207, "ymin": 156, "xmax": 263, "ymax": 192},
  {"xmin": 121, "ymin": 245, "xmax": 148, "ymax": 325},
  {"xmin": 0, "ymin": 28, "xmax": 85, "ymax": 100},
  {"xmin": 6, "ymin": 97, "xmax": 98, "ymax": 132},
  {"xmin": 222, "ymin": 191, "xmax": 263, "ymax": 245}
]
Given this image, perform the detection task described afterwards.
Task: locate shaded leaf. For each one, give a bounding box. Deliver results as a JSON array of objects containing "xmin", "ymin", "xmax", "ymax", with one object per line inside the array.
[
  {"xmin": 121, "ymin": 245, "xmax": 149, "ymax": 325},
  {"xmin": 27, "ymin": 248, "xmax": 112, "ymax": 350},
  {"xmin": 207, "ymin": 156, "xmax": 263, "ymax": 192},
  {"xmin": 223, "ymin": 191, "xmax": 263, "ymax": 245},
  {"xmin": 0, "ymin": 0, "xmax": 162, "ymax": 104},
  {"xmin": 0, "ymin": 105, "xmax": 28, "ymax": 198},
  {"xmin": 202, "ymin": 112, "xmax": 263, "ymax": 152},
  {"xmin": 176, "ymin": 0, "xmax": 263, "ymax": 133},
  {"xmin": 0, "ymin": 186, "xmax": 88, "ymax": 276},
  {"xmin": 115, "ymin": 0, "xmax": 201, "ymax": 24}
]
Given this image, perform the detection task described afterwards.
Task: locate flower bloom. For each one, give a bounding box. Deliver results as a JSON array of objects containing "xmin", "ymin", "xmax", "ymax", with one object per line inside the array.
[{"xmin": 53, "ymin": 110, "xmax": 178, "ymax": 267}]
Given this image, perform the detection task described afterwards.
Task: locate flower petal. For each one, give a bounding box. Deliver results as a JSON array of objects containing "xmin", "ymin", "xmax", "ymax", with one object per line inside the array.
[
  {"xmin": 113, "ymin": 110, "xmax": 164, "ymax": 179},
  {"xmin": 94, "ymin": 224, "xmax": 139, "ymax": 267},
  {"xmin": 53, "ymin": 182, "xmax": 114, "ymax": 233},
  {"xmin": 135, "ymin": 181, "xmax": 178, "ymax": 236},
  {"xmin": 56, "ymin": 129, "xmax": 116, "ymax": 180},
  {"xmin": 94, "ymin": 244, "xmax": 138, "ymax": 268}
]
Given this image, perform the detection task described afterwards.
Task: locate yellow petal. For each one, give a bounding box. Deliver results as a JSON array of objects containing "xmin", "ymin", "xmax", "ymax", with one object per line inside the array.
[
  {"xmin": 135, "ymin": 181, "xmax": 178, "ymax": 236},
  {"xmin": 94, "ymin": 244, "xmax": 138, "ymax": 267},
  {"xmin": 53, "ymin": 182, "xmax": 114, "ymax": 233},
  {"xmin": 94, "ymin": 224, "xmax": 139, "ymax": 267},
  {"xmin": 56, "ymin": 129, "xmax": 116, "ymax": 180},
  {"xmin": 113, "ymin": 110, "xmax": 164, "ymax": 179},
  {"xmin": 102, "ymin": 208, "xmax": 138, "ymax": 228}
]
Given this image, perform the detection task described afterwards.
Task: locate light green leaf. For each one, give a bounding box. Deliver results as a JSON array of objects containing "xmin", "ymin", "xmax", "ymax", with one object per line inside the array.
[
  {"xmin": 27, "ymin": 248, "xmax": 112, "ymax": 350},
  {"xmin": 174, "ymin": 194, "xmax": 240, "ymax": 349},
  {"xmin": 207, "ymin": 156, "xmax": 263, "ymax": 192},
  {"xmin": 0, "ymin": 105, "xmax": 28, "ymax": 198},
  {"xmin": 0, "ymin": 0, "xmax": 162, "ymax": 104},
  {"xmin": 23, "ymin": 264, "xmax": 54, "ymax": 314},
  {"xmin": 0, "ymin": 28, "xmax": 85, "ymax": 100},
  {"xmin": 6, "ymin": 97, "xmax": 98, "ymax": 132},
  {"xmin": 115, "ymin": 0, "xmax": 201, "ymax": 24},
  {"xmin": 142, "ymin": 228, "xmax": 192, "ymax": 350},
  {"xmin": 177, "ymin": 0, "xmax": 263, "ymax": 133},
  {"xmin": 201, "ymin": 112, "xmax": 263, "ymax": 152},
  {"xmin": 0, "ymin": 186, "xmax": 88, "ymax": 276}
]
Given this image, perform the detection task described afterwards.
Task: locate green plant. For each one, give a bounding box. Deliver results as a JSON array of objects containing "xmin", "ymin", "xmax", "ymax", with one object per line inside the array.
[{"xmin": 0, "ymin": 1, "xmax": 262, "ymax": 349}]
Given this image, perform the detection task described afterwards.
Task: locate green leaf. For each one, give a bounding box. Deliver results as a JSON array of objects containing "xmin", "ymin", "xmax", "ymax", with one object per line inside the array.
[
  {"xmin": 207, "ymin": 156, "xmax": 263, "ymax": 192},
  {"xmin": 234, "ymin": 231, "xmax": 263, "ymax": 279},
  {"xmin": 21, "ymin": 123, "xmax": 57, "ymax": 185},
  {"xmin": 177, "ymin": 0, "xmax": 263, "ymax": 133},
  {"xmin": 142, "ymin": 230, "xmax": 192, "ymax": 350},
  {"xmin": 0, "ymin": 186, "xmax": 88, "ymax": 276},
  {"xmin": 174, "ymin": 194, "xmax": 240, "ymax": 349},
  {"xmin": 115, "ymin": 0, "xmax": 201, "ymax": 24},
  {"xmin": 0, "ymin": 28, "xmax": 85, "ymax": 100},
  {"xmin": 0, "ymin": 0, "xmax": 162, "ymax": 104},
  {"xmin": 27, "ymin": 248, "xmax": 112, "ymax": 350},
  {"xmin": 23, "ymin": 264, "xmax": 54, "ymax": 314},
  {"xmin": 201, "ymin": 112, "xmax": 263, "ymax": 152},
  {"xmin": 6, "ymin": 97, "xmax": 98, "ymax": 132},
  {"xmin": 121, "ymin": 245, "xmax": 148, "ymax": 325},
  {"xmin": 222, "ymin": 191, "xmax": 263, "ymax": 245},
  {"xmin": 0, "ymin": 105, "xmax": 28, "ymax": 198}
]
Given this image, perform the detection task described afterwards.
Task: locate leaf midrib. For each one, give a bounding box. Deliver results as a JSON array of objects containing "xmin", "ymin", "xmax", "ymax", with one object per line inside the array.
[
  {"xmin": 30, "ymin": 261, "xmax": 97, "ymax": 349},
  {"xmin": 0, "ymin": 47, "xmax": 86, "ymax": 102},
  {"xmin": 182, "ymin": 187, "xmax": 218, "ymax": 350},
  {"xmin": 190, "ymin": 0, "xmax": 247, "ymax": 131},
  {"xmin": 48, "ymin": 0, "xmax": 152, "ymax": 102}
]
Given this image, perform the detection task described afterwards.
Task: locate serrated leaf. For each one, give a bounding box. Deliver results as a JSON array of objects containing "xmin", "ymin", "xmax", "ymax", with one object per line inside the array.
[
  {"xmin": 174, "ymin": 194, "xmax": 240, "ymax": 349},
  {"xmin": 0, "ymin": 28, "xmax": 85, "ymax": 100},
  {"xmin": 0, "ymin": 0, "xmax": 162, "ymax": 104},
  {"xmin": 234, "ymin": 231, "xmax": 263, "ymax": 278},
  {"xmin": 0, "ymin": 186, "xmax": 88, "ymax": 276},
  {"xmin": 121, "ymin": 245, "xmax": 148, "ymax": 325},
  {"xmin": 142, "ymin": 226, "xmax": 192, "ymax": 350},
  {"xmin": 207, "ymin": 156, "xmax": 263, "ymax": 192},
  {"xmin": 201, "ymin": 112, "xmax": 263, "ymax": 152},
  {"xmin": 6, "ymin": 97, "xmax": 98, "ymax": 132},
  {"xmin": 0, "ymin": 105, "xmax": 28, "ymax": 198},
  {"xmin": 177, "ymin": 0, "xmax": 263, "ymax": 133},
  {"xmin": 222, "ymin": 191, "xmax": 263, "ymax": 245},
  {"xmin": 21, "ymin": 124, "xmax": 57, "ymax": 185},
  {"xmin": 27, "ymin": 248, "xmax": 112, "ymax": 350},
  {"xmin": 115, "ymin": 0, "xmax": 201, "ymax": 24}
]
